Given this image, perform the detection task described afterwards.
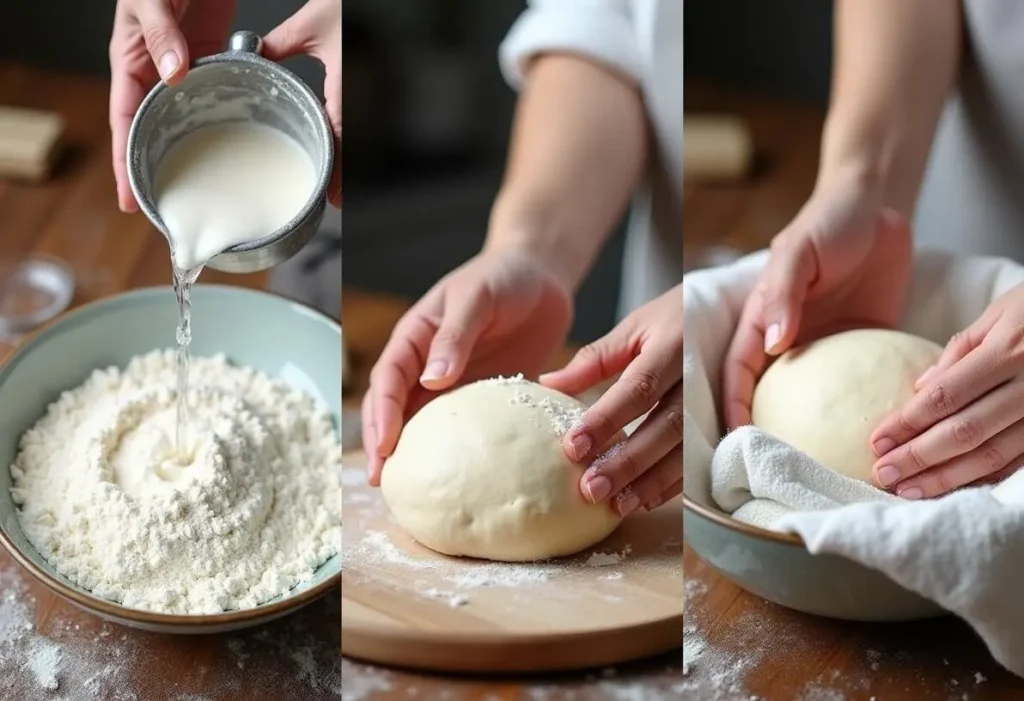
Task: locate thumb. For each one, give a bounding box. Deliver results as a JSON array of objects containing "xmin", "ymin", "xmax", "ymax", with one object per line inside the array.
[
  {"xmin": 540, "ymin": 323, "xmax": 635, "ymax": 396},
  {"xmin": 262, "ymin": 4, "xmax": 320, "ymax": 62},
  {"xmin": 760, "ymin": 236, "xmax": 817, "ymax": 355},
  {"xmin": 135, "ymin": 2, "xmax": 190, "ymax": 83},
  {"xmin": 419, "ymin": 291, "xmax": 492, "ymax": 390}
]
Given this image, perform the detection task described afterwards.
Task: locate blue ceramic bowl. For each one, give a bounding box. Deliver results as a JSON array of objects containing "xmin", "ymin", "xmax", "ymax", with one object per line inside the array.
[{"xmin": 0, "ymin": 285, "xmax": 341, "ymax": 633}]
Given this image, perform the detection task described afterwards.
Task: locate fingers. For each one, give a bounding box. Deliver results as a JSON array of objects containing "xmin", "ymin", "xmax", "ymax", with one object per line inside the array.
[
  {"xmin": 109, "ymin": 69, "xmax": 149, "ymax": 213},
  {"xmin": 648, "ymin": 478, "xmax": 682, "ymax": 510},
  {"xmin": 562, "ymin": 336, "xmax": 682, "ymax": 463},
  {"xmin": 891, "ymin": 421, "xmax": 1024, "ymax": 500},
  {"xmin": 262, "ymin": 2, "xmax": 321, "ymax": 61},
  {"xmin": 367, "ymin": 314, "xmax": 435, "ymax": 472},
  {"xmin": 915, "ymin": 312, "xmax": 999, "ymax": 390},
  {"xmin": 419, "ymin": 288, "xmax": 492, "ymax": 391},
  {"xmin": 872, "ymin": 379, "xmax": 1024, "ymax": 489},
  {"xmin": 759, "ymin": 234, "xmax": 817, "ymax": 355},
  {"xmin": 579, "ymin": 382, "xmax": 683, "ymax": 515},
  {"xmin": 134, "ymin": 1, "xmax": 190, "ymax": 83},
  {"xmin": 539, "ymin": 319, "xmax": 637, "ymax": 397},
  {"xmin": 630, "ymin": 453, "xmax": 682, "ymax": 511},
  {"xmin": 871, "ymin": 341, "xmax": 1015, "ymax": 456},
  {"xmin": 361, "ymin": 392, "xmax": 382, "ymax": 484},
  {"xmin": 722, "ymin": 298, "xmax": 770, "ymax": 429}
]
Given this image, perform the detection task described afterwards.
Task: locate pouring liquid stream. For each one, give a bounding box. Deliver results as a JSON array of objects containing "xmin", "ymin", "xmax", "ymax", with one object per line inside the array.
[{"xmin": 172, "ymin": 263, "xmax": 201, "ymax": 457}]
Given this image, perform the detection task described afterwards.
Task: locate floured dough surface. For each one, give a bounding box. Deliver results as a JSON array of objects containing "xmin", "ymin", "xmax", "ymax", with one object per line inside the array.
[
  {"xmin": 751, "ymin": 329, "xmax": 943, "ymax": 484},
  {"xmin": 380, "ymin": 376, "xmax": 622, "ymax": 562}
]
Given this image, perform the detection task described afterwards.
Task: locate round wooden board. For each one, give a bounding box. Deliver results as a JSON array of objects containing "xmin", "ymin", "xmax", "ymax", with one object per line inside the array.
[{"xmin": 341, "ymin": 451, "xmax": 683, "ymax": 673}]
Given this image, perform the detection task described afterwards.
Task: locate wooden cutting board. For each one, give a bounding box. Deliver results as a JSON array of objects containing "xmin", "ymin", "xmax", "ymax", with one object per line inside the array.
[{"xmin": 341, "ymin": 451, "xmax": 683, "ymax": 673}]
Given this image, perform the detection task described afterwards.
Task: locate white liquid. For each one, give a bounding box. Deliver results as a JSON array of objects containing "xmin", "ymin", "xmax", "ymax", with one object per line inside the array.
[
  {"xmin": 154, "ymin": 122, "xmax": 316, "ymax": 271},
  {"xmin": 153, "ymin": 122, "xmax": 315, "ymax": 456}
]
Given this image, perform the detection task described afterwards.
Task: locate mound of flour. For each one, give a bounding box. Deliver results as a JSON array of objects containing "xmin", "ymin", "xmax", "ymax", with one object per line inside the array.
[{"xmin": 9, "ymin": 350, "xmax": 341, "ymax": 615}]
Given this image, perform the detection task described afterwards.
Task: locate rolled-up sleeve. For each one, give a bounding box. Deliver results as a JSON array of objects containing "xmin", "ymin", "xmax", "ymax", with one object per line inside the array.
[{"xmin": 498, "ymin": 0, "xmax": 642, "ymax": 90}]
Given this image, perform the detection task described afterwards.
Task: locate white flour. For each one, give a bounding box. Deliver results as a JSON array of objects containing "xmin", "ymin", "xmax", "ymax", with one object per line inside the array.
[{"xmin": 9, "ymin": 350, "xmax": 341, "ymax": 614}]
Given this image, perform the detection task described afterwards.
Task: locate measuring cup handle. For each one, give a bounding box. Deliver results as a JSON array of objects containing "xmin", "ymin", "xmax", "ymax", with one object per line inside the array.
[{"xmin": 228, "ymin": 30, "xmax": 263, "ymax": 56}]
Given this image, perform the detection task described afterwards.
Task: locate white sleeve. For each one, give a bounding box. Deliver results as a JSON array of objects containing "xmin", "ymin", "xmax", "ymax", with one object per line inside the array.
[{"xmin": 498, "ymin": 0, "xmax": 643, "ymax": 90}]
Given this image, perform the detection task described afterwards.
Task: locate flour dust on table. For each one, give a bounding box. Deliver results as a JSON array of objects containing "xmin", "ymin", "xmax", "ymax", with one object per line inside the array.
[
  {"xmin": 9, "ymin": 350, "xmax": 341, "ymax": 614},
  {"xmin": 154, "ymin": 122, "xmax": 316, "ymax": 456}
]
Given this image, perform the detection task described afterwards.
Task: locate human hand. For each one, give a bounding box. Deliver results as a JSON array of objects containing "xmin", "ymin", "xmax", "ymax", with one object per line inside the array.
[
  {"xmin": 109, "ymin": 0, "xmax": 341, "ymax": 213},
  {"xmin": 262, "ymin": 0, "xmax": 342, "ymax": 207},
  {"xmin": 362, "ymin": 249, "xmax": 574, "ymax": 486},
  {"xmin": 722, "ymin": 182, "xmax": 913, "ymax": 429},
  {"xmin": 540, "ymin": 285, "xmax": 683, "ymax": 515},
  {"xmin": 109, "ymin": 0, "xmax": 237, "ymax": 212},
  {"xmin": 868, "ymin": 283, "xmax": 1024, "ymax": 499}
]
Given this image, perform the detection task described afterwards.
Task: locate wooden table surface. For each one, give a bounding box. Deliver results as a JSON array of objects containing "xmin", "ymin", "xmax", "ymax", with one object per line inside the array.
[
  {"xmin": 0, "ymin": 64, "xmax": 340, "ymax": 700},
  {"xmin": 682, "ymin": 82, "xmax": 1024, "ymax": 698}
]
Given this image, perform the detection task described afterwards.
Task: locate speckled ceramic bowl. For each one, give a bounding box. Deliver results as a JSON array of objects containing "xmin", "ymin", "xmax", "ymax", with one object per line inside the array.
[
  {"xmin": 683, "ymin": 492, "xmax": 946, "ymax": 621},
  {"xmin": 0, "ymin": 285, "xmax": 341, "ymax": 633}
]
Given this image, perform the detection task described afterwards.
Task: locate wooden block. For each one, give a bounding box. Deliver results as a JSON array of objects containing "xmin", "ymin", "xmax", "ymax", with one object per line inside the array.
[
  {"xmin": 684, "ymin": 114, "xmax": 754, "ymax": 183},
  {"xmin": 0, "ymin": 106, "xmax": 65, "ymax": 182}
]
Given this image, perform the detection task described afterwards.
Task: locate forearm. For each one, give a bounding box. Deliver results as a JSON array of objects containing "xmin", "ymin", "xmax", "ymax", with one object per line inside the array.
[
  {"xmin": 485, "ymin": 54, "xmax": 647, "ymax": 290},
  {"xmin": 818, "ymin": 0, "xmax": 961, "ymax": 216}
]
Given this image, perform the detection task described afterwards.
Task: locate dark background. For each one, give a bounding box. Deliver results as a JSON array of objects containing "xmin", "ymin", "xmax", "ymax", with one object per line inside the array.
[{"xmin": 684, "ymin": 0, "xmax": 833, "ymax": 105}]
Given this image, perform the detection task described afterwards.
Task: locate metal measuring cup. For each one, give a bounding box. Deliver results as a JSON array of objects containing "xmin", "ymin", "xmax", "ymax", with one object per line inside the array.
[{"xmin": 126, "ymin": 30, "xmax": 335, "ymax": 274}]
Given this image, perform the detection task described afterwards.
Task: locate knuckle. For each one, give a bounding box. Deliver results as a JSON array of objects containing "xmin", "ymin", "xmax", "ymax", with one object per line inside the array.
[
  {"xmin": 902, "ymin": 443, "xmax": 929, "ymax": 472},
  {"xmin": 895, "ymin": 411, "xmax": 919, "ymax": 437},
  {"xmin": 980, "ymin": 445, "xmax": 1007, "ymax": 475},
  {"xmin": 663, "ymin": 406, "xmax": 684, "ymax": 442},
  {"xmin": 433, "ymin": 327, "xmax": 465, "ymax": 349},
  {"xmin": 950, "ymin": 417, "xmax": 981, "ymax": 448},
  {"xmin": 142, "ymin": 25, "xmax": 172, "ymax": 52},
  {"xmin": 934, "ymin": 468, "xmax": 956, "ymax": 496},
  {"xmin": 609, "ymin": 449, "xmax": 645, "ymax": 484},
  {"xmin": 927, "ymin": 384, "xmax": 954, "ymax": 417},
  {"xmin": 1001, "ymin": 324, "xmax": 1024, "ymax": 361},
  {"xmin": 627, "ymin": 371, "xmax": 659, "ymax": 409}
]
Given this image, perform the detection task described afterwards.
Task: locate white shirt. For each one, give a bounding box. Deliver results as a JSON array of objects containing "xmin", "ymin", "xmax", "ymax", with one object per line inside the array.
[{"xmin": 499, "ymin": 0, "xmax": 683, "ymax": 318}]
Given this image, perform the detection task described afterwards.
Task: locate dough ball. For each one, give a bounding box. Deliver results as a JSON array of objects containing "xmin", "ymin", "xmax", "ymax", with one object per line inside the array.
[
  {"xmin": 751, "ymin": 329, "xmax": 943, "ymax": 483},
  {"xmin": 380, "ymin": 376, "xmax": 622, "ymax": 561}
]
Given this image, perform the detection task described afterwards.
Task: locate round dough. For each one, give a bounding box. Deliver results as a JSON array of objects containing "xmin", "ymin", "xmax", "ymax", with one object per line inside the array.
[
  {"xmin": 380, "ymin": 377, "xmax": 622, "ymax": 561},
  {"xmin": 751, "ymin": 329, "xmax": 943, "ymax": 483}
]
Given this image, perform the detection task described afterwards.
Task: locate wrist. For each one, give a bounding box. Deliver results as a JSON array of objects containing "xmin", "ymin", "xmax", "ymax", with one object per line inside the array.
[{"xmin": 483, "ymin": 195, "xmax": 590, "ymax": 293}]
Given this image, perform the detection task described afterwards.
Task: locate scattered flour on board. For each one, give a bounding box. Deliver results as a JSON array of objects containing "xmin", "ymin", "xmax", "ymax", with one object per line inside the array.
[
  {"xmin": 344, "ymin": 529, "xmax": 646, "ymax": 607},
  {"xmin": 342, "ymin": 657, "xmax": 683, "ymax": 701}
]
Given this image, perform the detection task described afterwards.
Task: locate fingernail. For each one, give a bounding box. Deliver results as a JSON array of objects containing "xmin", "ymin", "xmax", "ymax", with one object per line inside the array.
[
  {"xmin": 899, "ymin": 486, "xmax": 924, "ymax": 500},
  {"xmin": 584, "ymin": 475, "xmax": 612, "ymax": 504},
  {"xmin": 420, "ymin": 360, "xmax": 449, "ymax": 382},
  {"xmin": 873, "ymin": 437, "xmax": 896, "ymax": 457},
  {"xmin": 568, "ymin": 432, "xmax": 593, "ymax": 462},
  {"xmin": 158, "ymin": 51, "xmax": 180, "ymax": 81},
  {"xmin": 915, "ymin": 365, "xmax": 936, "ymax": 388},
  {"xmin": 617, "ymin": 493, "xmax": 640, "ymax": 517},
  {"xmin": 876, "ymin": 465, "xmax": 900, "ymax": 487},
  {"xmin": 764, "ymin": 323, "xmax": 782, "ymax": 352}
]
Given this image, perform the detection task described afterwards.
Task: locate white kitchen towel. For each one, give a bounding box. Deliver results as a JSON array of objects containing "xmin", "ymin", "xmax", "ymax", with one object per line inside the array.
[{"xmin": 683, "ymin": 248, "xmax": 1024, "ymax": 677}]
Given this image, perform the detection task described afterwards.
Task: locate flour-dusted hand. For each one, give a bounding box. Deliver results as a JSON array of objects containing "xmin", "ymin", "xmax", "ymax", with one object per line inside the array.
[
  {"xmin": 109, "ymin": 0, "xmax": 237, "ymax": 212},
  {"xmin": 870, "ymin": 283, "xmax": 1024, "ymax": 499},
  {"xmin": 262, "ymin": 0, "xmax": 341, "ymax": 206},
  {"xmin": 541, "ymin": 284, "xmax": 683, "ymax": 515},
  {"xmin": 722, "ymin": 184, "xmax": 914, "ymax": 430},
  {"xmin": 362, "ymin": 249, "xmax": 573, "ymax": 487}
]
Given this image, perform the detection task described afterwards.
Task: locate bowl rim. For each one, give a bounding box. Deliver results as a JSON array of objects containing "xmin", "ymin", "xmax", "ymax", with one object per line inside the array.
[
  {"xmin": 0, "ymin": 284, "xmax": 342, "ymax": 627},
  {"xmin": 682, "ymin": 493, "xmax": 806, "ymax": 548}
]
